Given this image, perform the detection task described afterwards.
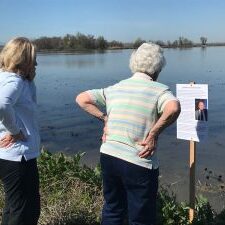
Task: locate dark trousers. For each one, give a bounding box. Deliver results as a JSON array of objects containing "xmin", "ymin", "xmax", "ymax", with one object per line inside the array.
[
  {"xmin": 0, "ymin": 157, "xmax": 40, "ymax": 225},
  {"xmin": 100, "ymin": 153, "xmax": 159, "ymax": 225}
]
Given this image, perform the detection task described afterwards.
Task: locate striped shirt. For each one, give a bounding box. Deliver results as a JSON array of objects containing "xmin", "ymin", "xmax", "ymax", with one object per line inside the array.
[{"xmin": 87, "ymin": 72, "xmax": 177, "ymax": 169}]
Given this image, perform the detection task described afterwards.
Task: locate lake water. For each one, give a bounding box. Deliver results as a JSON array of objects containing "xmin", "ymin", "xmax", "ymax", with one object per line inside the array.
[{"xmin": 35, "ymin": 47, "xmax": 225, "ymax": 211}]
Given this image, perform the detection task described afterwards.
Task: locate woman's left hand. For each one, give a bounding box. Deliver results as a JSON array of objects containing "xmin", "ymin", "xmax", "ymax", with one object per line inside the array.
[{"xmin": 0, "ymin": 131, "xmax": 26, "ymax": 148}]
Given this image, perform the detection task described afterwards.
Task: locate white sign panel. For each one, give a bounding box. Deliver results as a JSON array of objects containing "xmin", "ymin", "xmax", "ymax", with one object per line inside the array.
[{"xmin": 176, "ymin": 84, "xmax": 208, "ymax": 142}]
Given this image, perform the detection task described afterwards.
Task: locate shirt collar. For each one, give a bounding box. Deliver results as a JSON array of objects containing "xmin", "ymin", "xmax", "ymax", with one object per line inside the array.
[{"xmin": 132, "ymin": 72, "xmax": 153, "ymax": 81}]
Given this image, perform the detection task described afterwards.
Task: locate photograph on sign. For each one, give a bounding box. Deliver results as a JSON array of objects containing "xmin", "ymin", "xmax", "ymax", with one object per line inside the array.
[
  {"xmin": 176, "ymin": 84, "xmax": 208, "ymax": 142},
  {"xmin": 195, "ymin": 99, "xmax": 208, "ymax": 121}
]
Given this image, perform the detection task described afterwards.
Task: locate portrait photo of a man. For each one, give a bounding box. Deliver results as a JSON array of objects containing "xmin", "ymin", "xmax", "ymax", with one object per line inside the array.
[{"xmin": 195, "ymin": 99, "xmax": 208, "ymax": 121}]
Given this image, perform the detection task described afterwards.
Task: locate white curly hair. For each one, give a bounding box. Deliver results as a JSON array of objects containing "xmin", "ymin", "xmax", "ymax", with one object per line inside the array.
[{"xmin": 129, "ymin": 42, "xmax": 166, "ymax": 80}]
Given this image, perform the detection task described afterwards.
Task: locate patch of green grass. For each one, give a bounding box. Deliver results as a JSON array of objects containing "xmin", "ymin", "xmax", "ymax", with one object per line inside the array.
[{"xmin": 0, "ymin": 149, "xmax": 224, "ymax": 225}]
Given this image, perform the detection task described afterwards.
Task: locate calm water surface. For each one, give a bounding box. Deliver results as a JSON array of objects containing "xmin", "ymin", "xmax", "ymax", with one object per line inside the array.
[{"xmin": 35, "ymin": 47, "xmax": 225, "ymax": 210}]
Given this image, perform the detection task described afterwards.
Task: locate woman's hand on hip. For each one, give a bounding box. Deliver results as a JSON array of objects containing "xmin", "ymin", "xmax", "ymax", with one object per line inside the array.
[
  {"xmin": 0, "ymin": 131, "xmax": 26, "ymax": 148},
  {"xmin": 138, "ymin": 133, "xmax": 157, "ymax": 158}
]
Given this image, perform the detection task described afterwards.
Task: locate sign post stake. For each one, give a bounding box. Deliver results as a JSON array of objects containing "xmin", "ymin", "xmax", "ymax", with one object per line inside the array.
[
  {"xmin": 176, "ymin": 82, "xmax": 208, "ymax": 223},
  {"xmin": 189, "ymin": 139, "xmax": 196, "ymax": 222},
  {"xmin": 189, "ymin": 81, "xmax": 196, "ymax": 223}
]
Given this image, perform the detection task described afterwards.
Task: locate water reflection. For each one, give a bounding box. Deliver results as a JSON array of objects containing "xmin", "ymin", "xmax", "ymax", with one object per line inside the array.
[{"xmin": 38, "ymin": 53, "xmax": 106, "ymax": 68}]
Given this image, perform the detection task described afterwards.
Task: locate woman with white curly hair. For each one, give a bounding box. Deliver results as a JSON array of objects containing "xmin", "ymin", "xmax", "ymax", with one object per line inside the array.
[
  {"xmin": 130, "ymin": 43, "xmax": 166, "ymax": 80},
  {"xmin": 76, "ymin": 43, "xmax": 180, "ymax": 225}
]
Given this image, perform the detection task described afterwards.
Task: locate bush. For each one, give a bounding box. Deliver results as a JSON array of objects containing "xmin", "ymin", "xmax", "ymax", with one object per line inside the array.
[
  {"xmin": 0, "ymin": 149, "xmax": 224, "ymax": 225},
  {"xmin": 38, "ymin": 149, "xmax": 102, "ymax": 188},
  {"xmin": 157, "ymin": 188, "xmax": 216, "ymax": 225},
  {"xmin": 157, "ymin": 187, "xmax": 190, "ymax": 225},
  {"xmin": 37, "ymin": 149, "xmax": 103, "ymax": 225}
]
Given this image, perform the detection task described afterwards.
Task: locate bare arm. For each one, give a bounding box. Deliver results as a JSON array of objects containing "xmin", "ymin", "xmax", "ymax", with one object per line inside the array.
[
  {"xmin": 76, "ymin": 91, "xmax": 106, "ymax": 121},
  {"xmin": 148, "ymin": 100, "xmax": 181, "ymax": 137},
  {"xmin": 139, "ymin": 100, "xmax": 181, "ymax": 158}
]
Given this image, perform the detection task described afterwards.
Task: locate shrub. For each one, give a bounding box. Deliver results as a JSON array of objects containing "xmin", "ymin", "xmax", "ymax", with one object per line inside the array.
[
  {"xmin": 0, "ymin": 149, "xmax": 224, "ymax": 225},
  {"xmin": 37, "ymin": 149, "xmax": 103, "ymax": 225}
]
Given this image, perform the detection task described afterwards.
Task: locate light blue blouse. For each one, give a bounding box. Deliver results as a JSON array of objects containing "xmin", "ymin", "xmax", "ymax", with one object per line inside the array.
[{"xmin": 0, "ymin": 71, "xmax": 40, "ymax": 161}]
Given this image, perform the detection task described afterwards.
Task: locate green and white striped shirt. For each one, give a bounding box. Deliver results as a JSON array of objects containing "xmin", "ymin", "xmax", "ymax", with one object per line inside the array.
[{"xmin": 87, "ymin": 72, "xmax": 177, "ymax": 169}]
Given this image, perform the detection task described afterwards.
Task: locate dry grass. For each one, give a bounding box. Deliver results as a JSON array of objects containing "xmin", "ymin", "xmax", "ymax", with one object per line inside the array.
[
  {"xmin": 0, "ymin": 178, "xmax": 103, "ymax": 225},
  {"xmin": 39, "ymin": 177, "xmax": 103, "ymax": 225}
]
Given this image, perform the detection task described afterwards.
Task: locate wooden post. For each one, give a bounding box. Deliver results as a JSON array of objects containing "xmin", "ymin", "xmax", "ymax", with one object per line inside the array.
[
  {"xmin": 189, "ymin": 140, "xmax": 196, "ymax": 222},
  {"xmin": 189, "ymin": 81, "xmax": 196, "ymax": 223}
]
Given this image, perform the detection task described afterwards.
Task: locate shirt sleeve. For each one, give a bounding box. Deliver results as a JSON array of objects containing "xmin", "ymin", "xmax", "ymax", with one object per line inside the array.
[
  {"xmin": 157, "ymin": 90, "xmax": 178, "ymax": 115},
  {"xmin": 0, "ymin": 78, "xmax": 24, "ymax": 135},
  {"xmin": 86, "ymin": 88, "xmax": 107, "ymax": 107}
]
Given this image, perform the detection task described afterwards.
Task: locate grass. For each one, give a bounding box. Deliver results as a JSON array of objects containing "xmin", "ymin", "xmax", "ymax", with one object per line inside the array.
[{"xmin": 0, "ymin": 149, "xmax": 225, "ymax": 225}]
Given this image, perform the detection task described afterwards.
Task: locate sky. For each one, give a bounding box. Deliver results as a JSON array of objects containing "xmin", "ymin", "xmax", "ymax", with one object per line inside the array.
[{"xmin": 0, "ymin": 0, "xmax": 225, "ymax": 44}]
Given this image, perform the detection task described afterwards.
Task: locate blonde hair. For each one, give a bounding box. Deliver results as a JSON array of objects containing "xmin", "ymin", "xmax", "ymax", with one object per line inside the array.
[{"xmin": 0, "ymin": 37, "xmax": 36, "ymax": 80}]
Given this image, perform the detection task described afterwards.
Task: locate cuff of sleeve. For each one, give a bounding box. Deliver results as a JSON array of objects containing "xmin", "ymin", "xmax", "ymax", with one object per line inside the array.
[
  {"xmin": 86, "ymin": 91, "xmax": 97, "ymax": 103},
  {"xmin": 161, "ymin": 98, "xmax": 179, "ymax": 112},
  {"xmin": 8, "ymin": 127, "xmax": 20, "ymax": 136}
]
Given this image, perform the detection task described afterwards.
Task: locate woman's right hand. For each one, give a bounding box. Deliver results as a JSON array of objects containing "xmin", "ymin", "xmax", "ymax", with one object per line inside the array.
[
  {"xmin": 138, "ymin": 133, "xmax": 158, "ymax": 158},
  {"xmin": 0, "ymin": 131, "xmax": 26, "ymax": 148}
]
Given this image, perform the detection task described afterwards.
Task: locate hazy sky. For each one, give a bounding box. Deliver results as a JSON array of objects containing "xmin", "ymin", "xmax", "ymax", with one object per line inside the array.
[{"xmin": 0, "ymin": 0, "xmax": 225, "ymax": 43}]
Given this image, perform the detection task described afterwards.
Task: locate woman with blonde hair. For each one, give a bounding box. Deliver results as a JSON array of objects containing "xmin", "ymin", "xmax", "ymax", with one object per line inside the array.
[{"xmin": 0, "ymin": 37, "xmax": 40, "ymax": 225}]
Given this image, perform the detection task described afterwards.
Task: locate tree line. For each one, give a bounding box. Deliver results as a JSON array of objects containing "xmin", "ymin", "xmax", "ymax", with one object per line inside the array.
[
  {"xmin": 133, "ymin": 36, "xmax": 208, "ymax": 49},
  {"xmin": 33, "ymin": 33, "xmax": 123, "ymax": 51},
  {"xmin": 33, "ymin": 33, "xmax": 210, "ymax": 51},
  {"xmin": 0, "ymin": 34, "xmax": 212, "ymax": 51}
]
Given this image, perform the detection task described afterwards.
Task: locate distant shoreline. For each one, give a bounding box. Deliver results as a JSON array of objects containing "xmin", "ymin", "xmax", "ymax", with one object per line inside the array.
[
  {"xmin": 1, "ymin": 43, "xmax": 225, "ymax": 53},
  {"xmin": 36, "ymin": 47, "xmax": 132, "ymax": 54},
  {"xmin": 36, "ymin": 44, "xmax": 225, "ymax": 54}
]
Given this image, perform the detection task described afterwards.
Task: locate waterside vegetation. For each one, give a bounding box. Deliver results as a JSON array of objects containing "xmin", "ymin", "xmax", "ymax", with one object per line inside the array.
[
  {"xmin": 1, "ymin": 33, "xmax": 225, "ymax": 52},
  {"xmin": 0, "ymin": 149, "xmax": 225, "ymax": 225},
  {"xmin": 33, "ymin": 33, "xmax": 225, "ymax": 52}
]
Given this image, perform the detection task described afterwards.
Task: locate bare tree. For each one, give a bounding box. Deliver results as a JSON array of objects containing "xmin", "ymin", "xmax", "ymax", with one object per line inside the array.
[
  {"xmin": 200, "ymin": 37, "xmax": 207, "ymax": 46},
  {"xmin": 133, "ymin": 38, "xmax": 146, "ymax": 49},
  {"xmin": 155, "ymin": 40, "xmax": 165, "ymax": 47}
]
